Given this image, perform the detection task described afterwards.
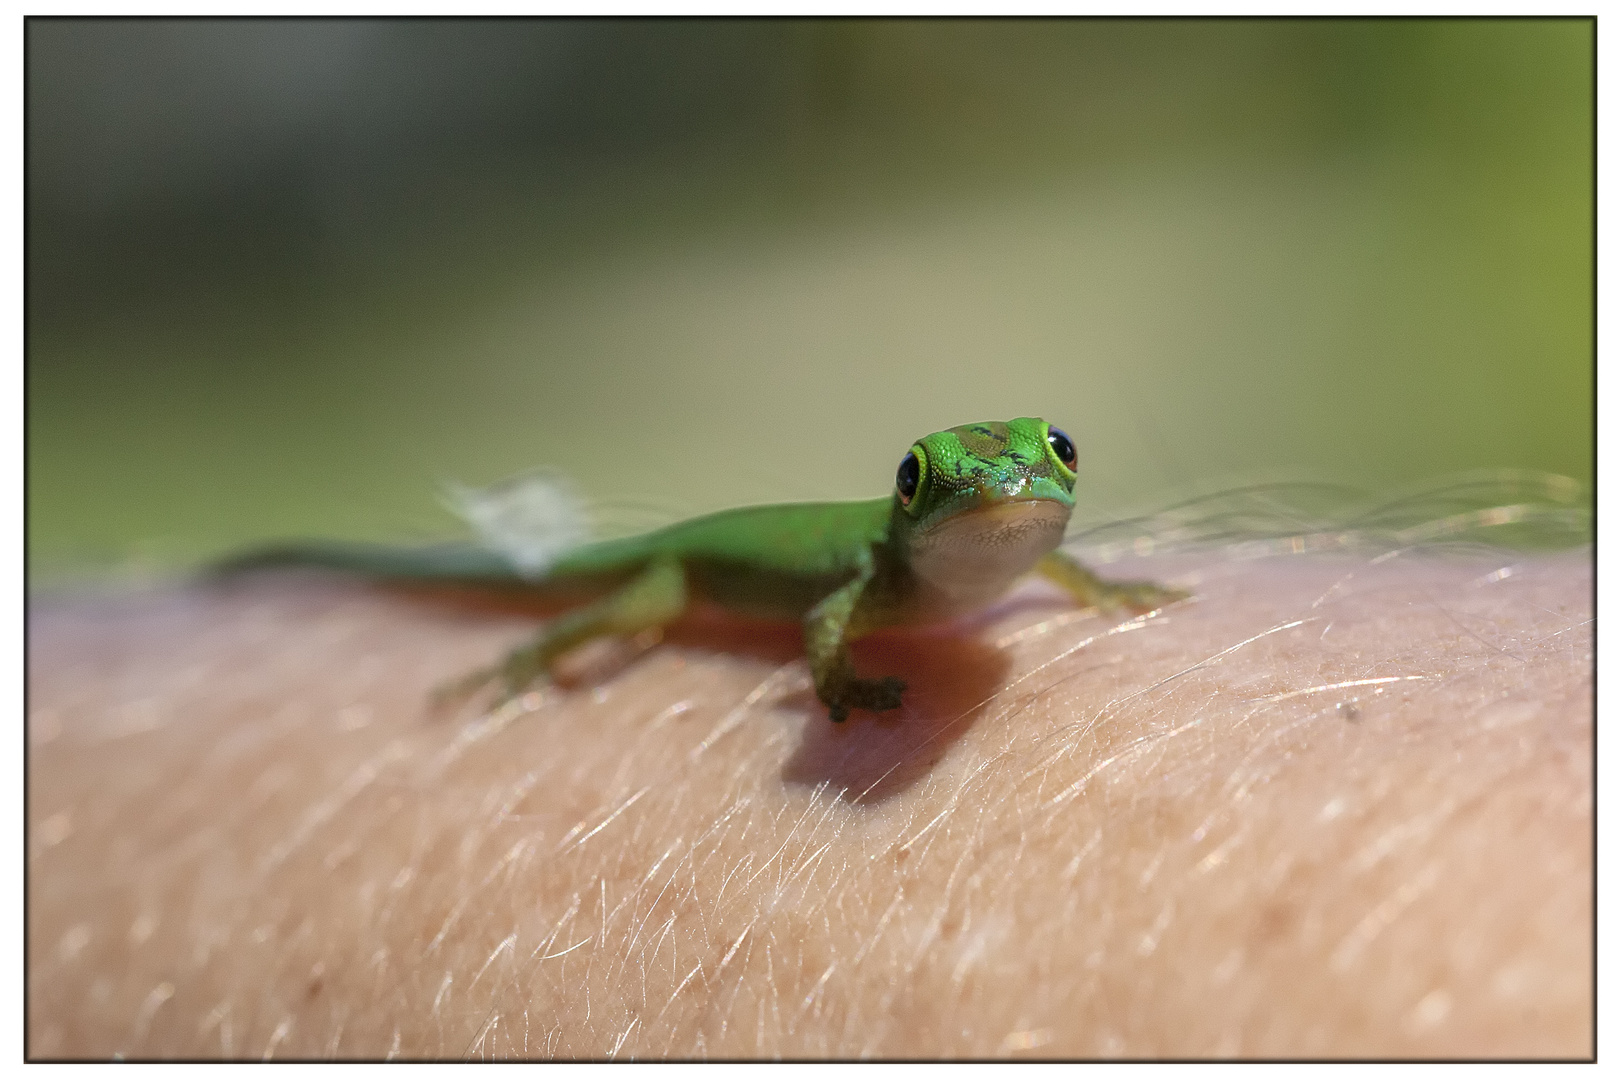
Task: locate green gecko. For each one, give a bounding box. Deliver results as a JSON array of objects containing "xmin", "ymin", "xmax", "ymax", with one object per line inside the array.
[{"xmin": 224, "ymin": 418, "xmax": 1186, "ymax": 722}]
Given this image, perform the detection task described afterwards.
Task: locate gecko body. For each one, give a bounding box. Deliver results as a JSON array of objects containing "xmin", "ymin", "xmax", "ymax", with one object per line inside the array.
[{"xmin": 225, "ymin": 418, "xmax": 1185, "ymax": 721}]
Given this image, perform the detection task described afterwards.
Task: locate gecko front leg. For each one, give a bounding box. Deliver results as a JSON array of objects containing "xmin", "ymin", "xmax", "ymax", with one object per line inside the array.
[
  {"xmin": 1036, "ymin": 550, "xmax": 1188, "ymax": 614},
  {"xmin": 802, "ymin": 570, "xmax": 905, "ymax": 723}
]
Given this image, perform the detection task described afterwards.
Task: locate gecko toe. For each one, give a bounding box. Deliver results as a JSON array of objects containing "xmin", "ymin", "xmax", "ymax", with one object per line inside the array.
[
  {"xmin": 823, "ymin": 675, "xmax": 905, "ymax": 722},
  {"xmin": 429, "ymin": 665, "xmax": 498, "ymax": 709},
  {"xmin": 872, "ymin": 676, "xmax": 906, "ymax": 711},
  {"xmin": 851, "ymin": 676, "xmax": 906, "ymax": 713}
]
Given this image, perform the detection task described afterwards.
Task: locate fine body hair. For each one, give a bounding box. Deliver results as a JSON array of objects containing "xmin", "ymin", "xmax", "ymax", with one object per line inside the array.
[{"xmin": 28, "ymin": 541, "xmax": 1592, "ymax": 1059}]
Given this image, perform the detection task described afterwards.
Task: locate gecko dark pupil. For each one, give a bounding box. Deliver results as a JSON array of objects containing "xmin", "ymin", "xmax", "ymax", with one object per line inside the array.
[
  {"xmin": 1047, "ymin": 427, "xmax": 1077, "ymax": 468},
  {"xmin": 896, "ymin": 452, "xmax": 920, "ymax": 501}
]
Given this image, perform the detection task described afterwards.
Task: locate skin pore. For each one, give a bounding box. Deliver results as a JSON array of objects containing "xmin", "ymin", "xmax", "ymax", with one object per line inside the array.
[{"xmin": 27, "ymin": 545, "xmax": 1591, "ymax": 1059}]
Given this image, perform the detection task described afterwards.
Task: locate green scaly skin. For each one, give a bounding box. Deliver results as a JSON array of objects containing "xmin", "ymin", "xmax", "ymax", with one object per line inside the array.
[{"xmin": 219, "ymin": 418, "xmax": 1187, "ymax": 722}]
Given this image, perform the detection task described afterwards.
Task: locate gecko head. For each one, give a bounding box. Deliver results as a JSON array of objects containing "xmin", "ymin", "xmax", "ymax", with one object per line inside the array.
[{"xmin": 891, "ymin": 418, "xmax": 1077, "ymax": 599}]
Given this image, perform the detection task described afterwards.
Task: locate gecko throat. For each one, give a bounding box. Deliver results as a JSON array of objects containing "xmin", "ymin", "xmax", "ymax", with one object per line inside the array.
[{"xmin": 907, "ymin": 499, "xmax": 1071, "ymax": 612}]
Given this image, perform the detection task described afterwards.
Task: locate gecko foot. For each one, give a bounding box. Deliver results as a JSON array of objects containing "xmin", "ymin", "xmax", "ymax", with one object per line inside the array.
[
  {"xmin": 1105, "ymin": 581, "xmax": 1190, "ymax": 615},
  {"xmin": 428, "ymin": 660, "xmax": 546, "ymax": 716},
  {"xmin": 824, "ymin": 675, "xmax": 907, "ymax": 723},
  {"xmin": 427, "ymin": 665, "xmax": 499, "ymax": 713}
]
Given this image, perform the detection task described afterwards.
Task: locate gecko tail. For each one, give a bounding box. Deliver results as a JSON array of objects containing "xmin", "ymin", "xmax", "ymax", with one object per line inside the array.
[
  {"xmin": 444, "ymin": 468, "xmax": 591, "ymax": 579},
  {"xmin": 210, "ymin": 539, "xmax": 524, "ymax": 583}
]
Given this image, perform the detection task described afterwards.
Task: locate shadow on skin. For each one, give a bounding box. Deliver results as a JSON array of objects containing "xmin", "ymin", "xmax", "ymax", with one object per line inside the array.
[
  {"xmin": 658, "ymin": 604, "xmax": 807, "ymax": 667},
  {"xmin": 781, "ymin": 627, "xmax": 1012, "ymax": 804},
  {"xmin": 287, "ymin": 576, "xmax": 1013, "ymax": 802},
  {"xmin": 419, "ymin": 584, "xmax": 1016, "ymax": 805}
]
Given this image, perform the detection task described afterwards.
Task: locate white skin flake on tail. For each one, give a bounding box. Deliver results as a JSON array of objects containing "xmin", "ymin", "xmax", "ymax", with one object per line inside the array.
[{"xmin": 445, "ymin": 469, "xmax": 591, "ymax": 578}]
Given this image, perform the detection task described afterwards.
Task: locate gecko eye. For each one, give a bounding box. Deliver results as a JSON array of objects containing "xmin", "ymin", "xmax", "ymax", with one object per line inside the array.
[
  {"xmin": 896, "ymin": 452, "xmax": 920, "ymax": 504},
  {"xmin": 1046, "ymin": 426, "xmax": 1077, "ymax": 469}
]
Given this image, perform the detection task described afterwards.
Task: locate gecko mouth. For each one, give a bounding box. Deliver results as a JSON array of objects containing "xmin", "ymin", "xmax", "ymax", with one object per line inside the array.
[{"xmin": 908, "ymin": 497, "xmax": 1071, "ymax": 595}]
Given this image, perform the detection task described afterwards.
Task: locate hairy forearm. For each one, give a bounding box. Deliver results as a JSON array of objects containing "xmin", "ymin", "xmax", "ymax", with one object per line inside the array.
[{"xmin": 28, "ymin": 549, "xmax": 1592, "ymax": 1059}]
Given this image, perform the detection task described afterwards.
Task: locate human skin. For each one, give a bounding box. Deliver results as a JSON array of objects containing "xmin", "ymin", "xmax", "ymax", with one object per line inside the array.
[{"xmin": 27, "ymin": 546, "xmax": 1592, "ymax": 1060}]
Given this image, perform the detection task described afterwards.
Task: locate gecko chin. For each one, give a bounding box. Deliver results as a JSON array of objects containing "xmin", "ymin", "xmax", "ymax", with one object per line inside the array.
[{"xmin": 908, "ymin": 498, "xmax": 1072, "ymax": 613}]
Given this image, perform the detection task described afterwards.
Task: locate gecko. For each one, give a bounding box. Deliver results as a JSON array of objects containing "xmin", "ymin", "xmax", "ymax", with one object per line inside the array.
[{"xmin": 222, "ymin": 418, "xmax": 1187, "ymax": 722}]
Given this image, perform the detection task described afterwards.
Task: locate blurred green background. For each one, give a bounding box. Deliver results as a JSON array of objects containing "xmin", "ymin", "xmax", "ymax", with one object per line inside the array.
[{"xmin": 27, "ymin": 18, "xmax": 1593, "ymax": 579}]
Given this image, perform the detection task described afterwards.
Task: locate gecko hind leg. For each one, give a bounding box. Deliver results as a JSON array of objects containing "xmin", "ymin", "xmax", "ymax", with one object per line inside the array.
[
  {"xmin": 1036, "ymin": 550, "xmax": 1189, "ymax": 615},
  {"xmin": 434, "ymin": 556, "xmax": 688, "ymax": 708}
]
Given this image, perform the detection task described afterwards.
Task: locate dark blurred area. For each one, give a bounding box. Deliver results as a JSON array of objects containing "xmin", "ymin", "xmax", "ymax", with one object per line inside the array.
[
  {"xmin": 31, "ymin": 20, "xmax": 826, "ymax": 321},
  {"xmin": 30, "ymin": 19, "xmax": 1468, "ymax": 322},
  {"xmin": 27, "ymin": 18, "xmax": 1593, "ymax": 576}
]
